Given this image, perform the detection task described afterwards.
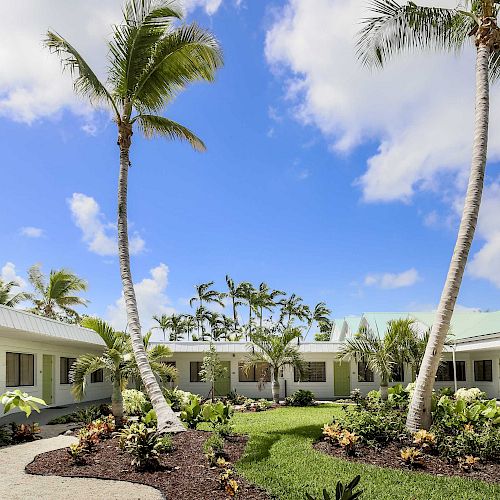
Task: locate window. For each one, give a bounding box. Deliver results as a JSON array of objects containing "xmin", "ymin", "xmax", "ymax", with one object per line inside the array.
[
  {"xmin": 474, "ymin": 360, "xmax": 493, "ymax": 382},
  {"xmin": 60, "ymin": 357, "xmax": 76, "ymax": 385},
  {"xmin": 190, "ymin": 361, "xmax": 203, "ymax": 382},
  {"xmin": 295, "ymin": 362, "xmax": 326, "ymax": 382},
  {"xmin": 6, "ymin": 352, "xmax": 34, "ymax": 387},
  {"xmin": 357, "ymin": 361, "xmax": 374, "ymax": 382},
  {"xmin": 436, "ymin": 361, "xmax": 466, "ymax": 382},
  {"xmin": 91, "ymin": 369, "xmax": 104, "ymax": 383},
  {"xmin": 238, "ymin": 363, "xmax": 271, "ymax": 382},
  {"xmin": 390, "ymin": 364, "xmax": 404, "ymax": 382}
]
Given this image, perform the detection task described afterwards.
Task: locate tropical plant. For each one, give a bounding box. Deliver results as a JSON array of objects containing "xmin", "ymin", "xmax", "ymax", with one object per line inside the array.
[
  {"xmin": 278, "ymin": 293, "xmax": 310, "ymax": 329},
  {"xmin": 305, "ymin": 475, "xmax": 363, "ymax": 500},
  {"xmin": 285, "ymin": 389, "xmax": 315, "ymax": 407},
  {"xmin": 252, "ymin": 282, "xmax": 285, "ymax": 328},
  {"xmin": 0, "ymin": 279, "xmax": 29, "ymax": 307},
  {"xmin": 10, "ymin": 422, "xmax": 41, "ymax": 443},
  {"xmin": 400, "ymin": 446, "xmax": 424, "ymax": 467},
  {"xmin": 46, "ymin": 0, "xmax": 222, "ymax": 433},
  {"xmin": 182, "ymin": 314, "xmax": 197, "ymax": 341},
  {"xmin": 26, "ymin": 264, "xmax": 88, "ymax": 322},
  {"xmin": 358, "ymin": 0, "xmax": 500, "ymax": 431},
  {"xmin": 153, "ymin": 312, "xmax": 185, "ymax": 341},
  {"xmin": 244, "ymin": 324, "xmax": 305, "ymax": 403},
  {"xmin": 199, "ymin": 343, "xmax": 228, "ymax": 401},
  {"xmin": 123, "ymin": 388, "xmax": 152, "ymax": 416},
  {"xmin": 71, "ymin": 317, "xmax": 177, "ymax": 424},
  {"xmin": 1, "ymin": 390, "xmax": 46, "ymax": 417},
  {"xmin": 237, "ymin": 281, "xmax": 256, "ymax": 337},
  {"xmin": 190, "ymin": 281, "xmax": 224, "ymax": 338},
  {"xmin": 305, "ymin": 302, "xmax": 332, "ymax": 339},
  {"xmin": 222, "ymin": 275, "xmax": 245, "ymax": 332}
]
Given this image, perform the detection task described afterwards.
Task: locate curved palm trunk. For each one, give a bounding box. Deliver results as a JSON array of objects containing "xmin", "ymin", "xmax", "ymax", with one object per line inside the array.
[
  {"xmin": 117, "ymin": 123, "xmax": 185, "ymax": 434},
  {"xmin": 406, "ymin": 41, "xmax": 491, "ymax": 432},
  {"xmin": 272, "ymin": 367, "xmax": 280, "ymax": 403}
]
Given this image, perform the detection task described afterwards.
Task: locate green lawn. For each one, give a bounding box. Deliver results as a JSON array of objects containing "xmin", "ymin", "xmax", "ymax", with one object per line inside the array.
[{"xmin": 232, "ymin": 404, "xmax": 500, "ymax": 500}]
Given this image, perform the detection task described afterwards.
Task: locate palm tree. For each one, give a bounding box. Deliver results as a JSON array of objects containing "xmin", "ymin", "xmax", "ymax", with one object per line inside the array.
[
  {"xmin": 305, "ymin": 302, "xmax": 332, "ymax": 340},
  {"xmin": 46, "ymin": 0, "xmax": 222, "ymax": 433},
  {"xmin": 358, "ymin": 0, "xmax": 500, "ymax": 430},
  {"xmin": 0, "ymin": 279, "xmax": 29, "ymax": 308},
  {"xmin": 182, "ymin": 314, "xmax": 197, "ymax": 341},
  {"xmin": 152, "ymin": 313, "xmax": 169, "ymax": 341},
  {"xmin": 207, "ymin": 311, "xmax": 225, "ymax": 340},
  {"xmin": 164, "ymin": 313, "xmax": 185, "ymax": 341},
  {"xmin": 27, "ymin": 264, "xmax": 88, "ymax": 322},
  {"xmin": 190, "ymin": 281, "xmax": 224, "ymax": 337},
  {"xmin": 244, "ymin": 325, "xmax": 305, "ymax": 403},
  {"xmin": 238, "ymin": 282, "xmax": 256, "ymax": 337},
  {"xmin": 72, "ymin": 317, "xmax": 177, "ymax": 425},
  {"xmin": 221, "ymin": 275, "xmax": 245, "ymax": 332},
  {"xmin": 252, "ymin": 282, "xmax": 285, "ymax": 328},
  {"xmin": 278, "ymin": 293, "xmax": 309, "ymax": 328}
]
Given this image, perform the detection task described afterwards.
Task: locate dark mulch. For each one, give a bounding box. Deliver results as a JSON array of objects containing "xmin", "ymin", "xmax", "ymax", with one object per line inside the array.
[
  {"xmin": 26, "ymin": 431, "xmax": 270, "ymax": 499},
  {"xmin": 314, "ymin": 440, "xmax": 500, "ymax": 484}
]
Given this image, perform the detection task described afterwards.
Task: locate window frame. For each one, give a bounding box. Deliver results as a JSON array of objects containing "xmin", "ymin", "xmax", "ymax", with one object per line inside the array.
[
  {"xmin": 436, "ymin": 360, "xmax": 466, "ymax": 382},
  {"xmin": 357, "ymin": 361, "xmax": 374, "ymax": 383},
  {"xmin": 474, "ymin": 360, "xmax": 493, "ymax": 382},
  {"xmin": 238, "ymin": 362, "xmax": 271, "ymax": 383},
  {"xmin": 190, "ymin": 361, "xmax": 204, "ymax": 383},
  {"xmin": 91, "ymin": 368, "xmax": 104, "ymax": 383},
  {"xmin": 6, "ymin": 352, "xmax": 35, "ymax": 387},
  {"xmin": 60, "ymin": 357, "xmax": 76, "ymax": 385},
  {"xmin": 294, "ymin": 362, "xmax": 326, "ymax": 382}
]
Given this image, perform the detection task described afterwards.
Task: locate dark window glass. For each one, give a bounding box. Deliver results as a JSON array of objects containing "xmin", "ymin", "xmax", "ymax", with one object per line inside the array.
[
  {"xmin": 357, "ymin": 361, "xmax": 374, "ymax": 382},
  {"xmin": 91, "ymin": 368, "xmax": 104, "ymax": 383},
  {"xmin": 190, "ymin": 361, "xmax": 203, "ymax": 382},
  {"xmin": 6, "ymin": 352, "xmax": 34, "ymax": 387},
  {"xmin": 60, "ymin": 357, "xmax": 76, "ymax": 385},
  {"xmin": 295, "ymin": 362, "xmax": 326, "ymax": 382},
  {"xmin": 474, "ymin": 360, "xmax": 492, "ymax": 382},
  {"xmin": 390, "ymin": 364, "xmax": 404, "ymax": 382},
  {"xmin": 238, "ymin": 363, "xmax": 271, "ymax": 382},
  {"xmin": 436, "ymin": 361, "xmax": 466, "ymax": 382}
]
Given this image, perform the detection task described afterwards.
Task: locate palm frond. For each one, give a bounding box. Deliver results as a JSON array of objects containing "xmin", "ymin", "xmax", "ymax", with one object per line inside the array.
[
  {"xmin": 357, "ymin": 0, "xmax": 471, "ymax": 68},
  {"xmin": 70, "ymin": 354, "xmax": 107, "ymax": 400},
  {"xmin": 81, "ymin": 316, "xmax": 120, "ymax": 349},
  {"xmin": 135, "ymin": 114, "xmax": 206, "ymax": 151}
]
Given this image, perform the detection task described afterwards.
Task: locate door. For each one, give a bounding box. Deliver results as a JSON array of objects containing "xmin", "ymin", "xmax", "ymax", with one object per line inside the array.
[
  {"xmin": 334, "ymin": 361, "xmax": 351, "ymax": 397},
  {"xmin": 214, "ymin": 361, "xmax": 231, "ymax": 396},
  {"xmin": 42, "ymin": 355, "xmax": 54, "ymax": 405}
]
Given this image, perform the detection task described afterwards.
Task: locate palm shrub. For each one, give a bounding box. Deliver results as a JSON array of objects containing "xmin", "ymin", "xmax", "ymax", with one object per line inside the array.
[
  {"xmin": 46, "ymin": 0, "xmax": 223, "ymax": 433},
  {"xmin": 285, "ymin": 389, "xmax": 315, "ymax": 407}
]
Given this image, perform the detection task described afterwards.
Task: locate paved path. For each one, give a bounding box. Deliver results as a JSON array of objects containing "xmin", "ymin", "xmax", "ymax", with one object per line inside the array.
[{"xmin": 0, "ymin": 435, "xmax": 163, "ymax": 500}]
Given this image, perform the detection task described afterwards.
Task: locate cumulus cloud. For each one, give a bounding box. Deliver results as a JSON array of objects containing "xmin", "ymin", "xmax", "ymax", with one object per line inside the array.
[
  {"xmin": 0, "ymin": 1, "xmax": 225, "ymax": 124},
  {"xmin": 69, "ymin": 193, "xmax": 145, "ymax": 256},
  {"xmin": 1, "ymin": 262, "xmax": 26, "ymax": 288},
  {"xmin": 19, "ymin": 226, "xmax": 44, "ymax": 238},
  {"xmin": 106, "ymin": 263, "xmax": 175, "ymax": 333},
  {"xmin": 364, "ymin": 268, "xmax": 420, "ymax": 289},
  {"xmin": 265, "ymin": 0, "xmax": 500, "ymax": 203}
]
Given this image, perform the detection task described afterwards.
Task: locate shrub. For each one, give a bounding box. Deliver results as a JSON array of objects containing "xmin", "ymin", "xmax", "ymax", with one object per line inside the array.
[
  {"xmin": 201, "ymin": 401, "xmax": 233, "ymax": 428},
  {"xmin": 74, "ymin": 405, "xmax": 107, "ymax": 424},
  {"xmin": 338, "ymin": 430, "xmax": 359, "ymax": 456},
  {"xmin": 400, "ymin": 447, "xmax": 424, "ymax": 467},
  {"xmin": 305, "ymin": 475, "xmax": 363, "ymax": 500},
  {"xmin": 322, "ymin": 422, "xmax": 342, "ymax": 443},
  {"xmin": 67, "ymin": 442, "xmax": 86, "ymax": 465},
  {"xmin": 285, "ymin": 390, "xmax": 315, "ymax": 407},
  {"xmin": 10, "ymin": 422, "xmax": 41, "ymax": 443},
  {"xmin": 204, "ymin": 432, "xmax": 225, "ymax": 465},
  {"xmin": 227, "ymin": 389, "xmax": 246, "ymax": 406},
  {"xmin": 218, "ymin": 467, "xmax": 239, "ymax": 497},
  {"xmin": 455, "ymin": 388, "xmax": 485, "ymax": 403},
  {"xmin": 123, "ymin": 389, "xmax": 151, "ymax": 416},
  {"xmin": 0, "ymin": 425, "xmax": 12, "ymax": 446},
  {"xmin": 164, "ymin": 388, "xmax": 198, "ymax": 412},
  {"xmin": 458, "ymin": 455, "xmax": 480, "ymax": 471},
  {"xmin": 77, "ymin": 427, "xmax": 100, "ymax": 450},
  {"xmin": 180, "ymin": 395, "xmax": 203, "ymax": 428},
  {"xmin": 413, "ymin": 429, "xmax": 436, "ymax": 452},
  {"xmin": 214, "ymin": 421, "xmax": 235, "ymax": 438}
]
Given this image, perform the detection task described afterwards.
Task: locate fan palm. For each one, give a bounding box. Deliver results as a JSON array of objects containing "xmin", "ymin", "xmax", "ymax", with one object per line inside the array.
[
  {"xmin": 46, "ymin": 0, "xmax": 222, "ymax": 433},
  {"xmin": 72, "ymin": 317, "xmax": 177, "ymax": 425},
  {"xmin": 358, "ymin": 0, "xmax": 500, "ymax": 430},
  {"xmin": 244, "ymin": 325, "xmax": 305, "ymax": 403},
  {"xmin": 27, "ymin": 264, "xmax": 88, "ymax": 322},
  {"xmin": 0, "ymin": 279, "xmax": 29, "ymax": 308}
]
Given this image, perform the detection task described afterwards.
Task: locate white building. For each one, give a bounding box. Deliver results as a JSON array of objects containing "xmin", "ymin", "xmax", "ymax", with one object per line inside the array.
[{"xmin": 0, "ymin": 305, "xmax": 499, "ymax": 409}]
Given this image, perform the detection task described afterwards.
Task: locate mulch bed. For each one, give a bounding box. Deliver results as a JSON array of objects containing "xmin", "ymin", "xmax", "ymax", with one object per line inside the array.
[
  {"xmin": 26, "ymin": 430, "xmax": 270, "ymax": 499},
  {"xmin": 314, "ymin": 440, "xmax": 500, "ymax": 484}
]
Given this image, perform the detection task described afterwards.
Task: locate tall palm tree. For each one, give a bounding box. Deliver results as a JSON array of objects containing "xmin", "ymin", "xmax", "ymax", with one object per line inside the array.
[
  {"xmin": 27, "ymin": 265, "xmax": 88, "ymax": 322},
  {"xmin": 238, "ymin": 282, "xmax": 256, "ymax": 337},
  {"xmin": 221, "ymin": 275, "xmax": 244, "ymax": 332},
  {"xmin": 0, "ymin": 279, "xmax": 29, "ymax": 308},
  {"xmin": 165, "ymin": 313, "xmax": 185, "ymax": 341},
  {"xmin": 152, "ymin": 313, "xmax": 169, "ymax": 342},
  {"xmin": 278, "ymin": 293, "xmax": 309, "ymax": 328},
  {"xmin": 207, "ymin": 311, "xmax": 225, "ymax": 340},
  {"xmin": 182, "ymin": 314, "xmax": 197, "ymax": 341},
  {"xmin": 358, "ymin": 0, "xmax": 500, "ymax": 430},
  {"xmin": 244, "ymin": 325, "xmax": 305, "ymax": 403},
  {"xmin": 305, "ymin": 302, "xmax": 332, "ymax": 340},
  {"xmin": 190, "ymin": 281, "xmax": 224, "ymax": 337},
  {"xmin": 46, "ymin": 0, "xmax": 222, "ymax": 433},
  {"xmin": 252, "ymin": 282, "xmax": 285, "ymax": 328},
  {"xmin": 72, "ymin": 317, "xmax": 177, "ymax": 425}
]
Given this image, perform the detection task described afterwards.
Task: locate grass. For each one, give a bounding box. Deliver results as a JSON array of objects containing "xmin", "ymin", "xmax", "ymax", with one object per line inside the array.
[{"xmin": 232, "ymin": 404, "xmax": 500, "ymax": 500}]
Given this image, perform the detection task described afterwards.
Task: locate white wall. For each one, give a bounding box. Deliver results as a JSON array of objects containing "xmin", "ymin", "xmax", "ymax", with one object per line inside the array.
[{"xmin": 0, "ymin": 334, "xmax": 111, "ymax": 413}]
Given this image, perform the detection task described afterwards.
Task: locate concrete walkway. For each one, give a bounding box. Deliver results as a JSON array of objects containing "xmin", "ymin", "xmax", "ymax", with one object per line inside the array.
[{"xmin": 0, "ymin": 435, "xmax": 163, "ymax": 500}]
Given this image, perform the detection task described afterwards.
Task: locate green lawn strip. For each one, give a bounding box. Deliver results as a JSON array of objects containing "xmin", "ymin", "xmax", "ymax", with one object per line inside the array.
[{"xmin": 232, "ymin": 405, "xmax": 500, "ymax": 500}]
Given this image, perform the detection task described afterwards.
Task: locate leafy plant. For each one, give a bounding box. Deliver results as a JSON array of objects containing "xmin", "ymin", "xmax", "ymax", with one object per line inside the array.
[
  {"xmin": 123, "ymin": 389, "xmax": 151, "ymax": 416},
  {"xmin": 218, "ymin": 467, "xmax": 239, "ymax": 497},
  {"xmin": 10, "ymin": 422, "xmax": 41, "ymax": 443},
  {"xmin": 400, "ymin": 447, "xmax": 424, "ymax": 467},
  {"xmin": 201, "ymin": 401, "xmax": 233, "ymax": 428},
  {"xmin": 305, "ymin": 475, "xmax": 363, "ymax": 500},
  {"xmin": 179, "ymin": 395, "xmax": 203, "ymax": 429},
  {"xmin": 77, "ymin": 427, "xmax": 100, "ymax": 451},
  {"xmin": 203, "ymin": 431, "xmax": 225, "ymax": 465},
  {"xmin": 199, "ymin": 343, "xmax": 228, "ymax": 402},
  {"xmin": 67, "ymin": 442, "xmax": 86, "ymax": 465},
  {"xmin": 455, "ymin": 388, "xmax": 485, "ymax": 403},
  {"xmin": 413, "ymin": 429, "xmax": 436, "ymax": 452},
  {"xmin": 227, "ymin": 389, "xmax": 247, "ymax": 406},
  {"xmin": 322, "ymin": 423, "xmax": 343, "ymax": 443},
  {"xmin": 285, "ymin": 389, "xmax": 315, "ymax": 407},
  {"xmin": 1, "ymin": 390, "xmax": 46, "ymax": 417},
  {"xmin": 163, "ymin": 388, "xmax": 198, "ymax": 412},
  {"xmin": 338, "ymin": 431, "xmax": 359, "ymax": 456},
  {"xmin": 0, "ymin": 425, "xmax": 12, "ymax": 446},
  {"xmin": 458, "ymin": 455, "xmax": 480, "ymax": 471}
]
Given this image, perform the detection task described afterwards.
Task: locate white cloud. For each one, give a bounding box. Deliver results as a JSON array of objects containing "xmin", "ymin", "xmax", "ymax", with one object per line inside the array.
[
  {"xmin": 1, "ymin": 262, "xmax": 26, "ymax": 288},
  {"xmin": 19, "ymin": 226, "xmax": 44, "ymax": 238},
  {"xmin": 0, "ymin": 1, "xmax": 225, "ymax": 124},
  {"xmin": 69, "ymin": 193, "xmax": 145, "ymax": 256},
  {"xmin": 265, "ymin": 0, "xmax": 500, "ymax": 203},
  {"xmin": 106, "ymin": 263, "xmax": 175, "ymax": 333},
  {"xmin": 364, "ymin": 268, "xmax": 420, "ymax": 289}
]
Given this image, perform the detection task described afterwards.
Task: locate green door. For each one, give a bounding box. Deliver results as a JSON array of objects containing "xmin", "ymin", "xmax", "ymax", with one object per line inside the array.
[
  {"xmin": 334, "ymin": 361, "xmax": 351, "ymax": 397},
  {"xmin": 214, "ymin": 361, "xmax": 231, "ymax": 396},
  {"xmin": 42, "ymin": 355, "xmax": 53, "ymax": 405}
]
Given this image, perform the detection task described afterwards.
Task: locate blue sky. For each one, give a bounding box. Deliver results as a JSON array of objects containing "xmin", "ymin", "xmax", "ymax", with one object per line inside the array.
[{"xmin": 1, "ymin": 0, "xmax": 500, "ymax": 335}]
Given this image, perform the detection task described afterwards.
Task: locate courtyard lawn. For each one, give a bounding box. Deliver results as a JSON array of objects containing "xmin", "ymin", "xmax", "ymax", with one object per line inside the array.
[{"xmin": 232, "ymin": 404, "xmax": 500, "ymax": 500}]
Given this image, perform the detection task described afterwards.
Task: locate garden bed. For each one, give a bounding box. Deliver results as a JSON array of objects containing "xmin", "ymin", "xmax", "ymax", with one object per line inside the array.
[
  {"xmin": 26, "ymin": 430, "xmax": 269, "ymax": 499},
  {"xmin": 314, "ymin": 439, "xmax": 500, "ymax": 484}
]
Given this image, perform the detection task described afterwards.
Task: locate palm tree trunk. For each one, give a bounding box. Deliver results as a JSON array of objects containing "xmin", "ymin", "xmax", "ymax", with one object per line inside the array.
[
  {"xmin": 117, "ymin": 122, "xmax": 185, "ymax": 434},
  {"xmin": 111, "ymin": 376, "xmax": 124, "ymax": 427},
  {"xmin": 406, "ymin": 40, "xmax": 491, "ymax": 432},
  {"xmin": 380, "ymin": 380, "xmax": 388, "ymax": 401},
  {"xmin": 272, "ymin": 367, "xmax": 280, "ymax": 404}
]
